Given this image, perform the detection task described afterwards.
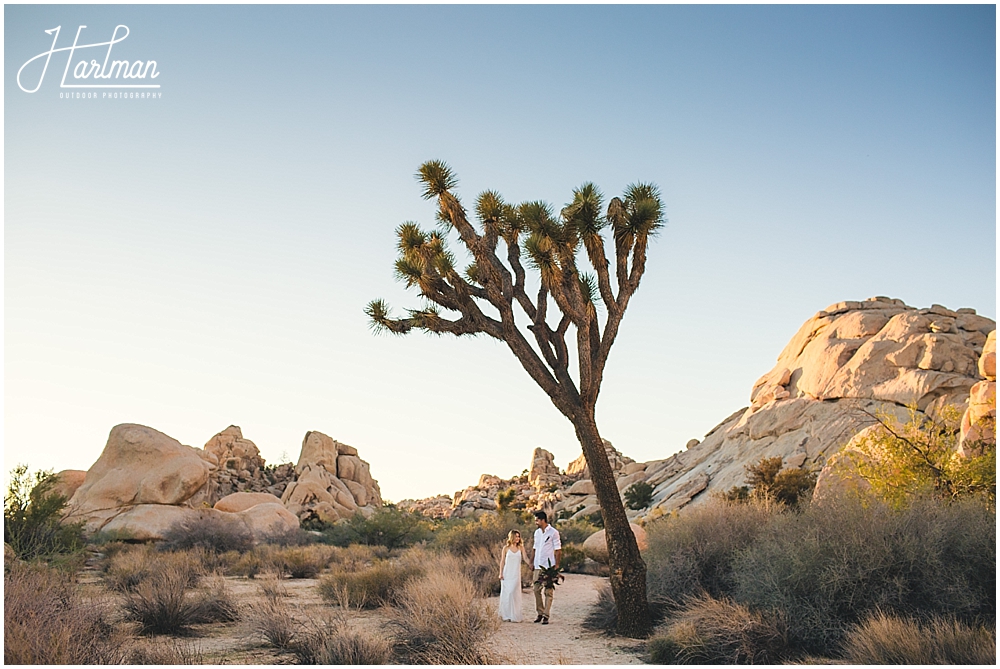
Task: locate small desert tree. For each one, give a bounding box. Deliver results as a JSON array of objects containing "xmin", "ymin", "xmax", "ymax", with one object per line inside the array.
[{"xmin": 367, "ymin": 160, "xmax": 662, "ymax": 636}]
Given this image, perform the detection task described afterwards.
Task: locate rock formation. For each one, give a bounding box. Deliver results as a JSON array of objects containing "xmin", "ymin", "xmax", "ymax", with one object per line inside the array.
[
  {"xmin": 63, "ymin": 423, "xmax": 386, "ymax": 541},
  {"xmin": 65, "ymin": 424, "xmax": 217, "ymax": 535},
  {"xmin": 528, "ymin": 448, "xmax": 562, "ymax": 489},
  {"xmin": 64, "ymin": 424, "xmax": 300, "ymax": 541},
  {"xmin": 396, "ymin": 494, "xmax": 453, "ymax": 519},
  {"xmin": 958, "ymin": 330, "xmax": 996, "ymax": 457},
  {"xmin": 280, "ymin": 431, "xmax": 382, "ymax": 524},
  {"xmin": 642, "ymin": 298, "xmax": 992, "ymax": 516},
  {"xmin": 50, "ymin": 470, "xmax": 87, "ymax": 501},
  {"xmin": 213, "ymin": 491, "xmax": 284, "ymax": 513},
  {"xmin": 565, "ymin": 439, "xmax": 634, "ymax": 479}
]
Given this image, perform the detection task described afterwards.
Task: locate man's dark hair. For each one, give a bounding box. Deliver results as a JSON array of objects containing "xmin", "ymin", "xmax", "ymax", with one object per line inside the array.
[{"xmin": 534, "ymin": 510, "xmax": 548, "ymax": 522}]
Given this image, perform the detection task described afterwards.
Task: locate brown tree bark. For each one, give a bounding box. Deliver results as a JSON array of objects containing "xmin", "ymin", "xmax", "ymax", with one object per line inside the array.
[{"xmin": 573, "ymin": 408, "xmax": 651, "ymax": 638}]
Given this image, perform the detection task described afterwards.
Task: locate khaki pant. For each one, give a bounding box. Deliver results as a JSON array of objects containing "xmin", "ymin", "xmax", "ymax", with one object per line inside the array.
[{"xmin": 532, "ymin": 569, "xmax": 554, "ymax": 618}]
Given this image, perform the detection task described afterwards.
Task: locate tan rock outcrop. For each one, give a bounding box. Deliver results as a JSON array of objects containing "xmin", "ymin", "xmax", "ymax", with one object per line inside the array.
[
  {"xmin": 204, "ymin": 425, "xmax": 265, "ymax": 474},
  {"xmin": 397, "ymin": 494, "xmax": 453, "ymax": 519},
  {"xmin": 958, "ymin": 330, "xmax": 996, "ymax": 457},
  {"xmin": 280, "ymin": 431, "xmax": 381, "ymax": 523},
  {"xmin": 642, "ymin": 298, "xmax": 992, "ymax": 517},
  {"xmin": 565, "ymin": 440, "xmax": 634, "ymax": 479},
  {"xmin": 528, "ymin": 448, "xmax": 562, "ymax": 489},
  {"xmin": 214, "ymin": 491, "xmax": 283, "ymax": 513},
  {"xmin": 99, "ymin": 502, "xmax": 297, "ymax": 542},
  {"xmin": 582, "ymin": 523, "xmax": 647, "ymax": 564},
  {"xmin": 65, "ymin": 424, "xmax": 216, "ymax": 534},
  {"xmin": 51, "ymin": 470, "xmax": 87, "ymax": 501},
  {"xmin": 238, "ymin": 502, "xmax": 299, "ymax": 537}
]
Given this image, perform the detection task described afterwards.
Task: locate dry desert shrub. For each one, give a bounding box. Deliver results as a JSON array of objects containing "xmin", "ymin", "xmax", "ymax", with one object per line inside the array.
[
  {"xmin": 644, "ymin": 497, "xmax": 780, "ymax": 609},
  {"xmin": 270, "ymin": 544, "xmax": 333, "ymax": 578},
  {"xmin": 647, "ymin": 593, "xmax": 791, "ymax": 664},
  {"xmin": 292, "ymin": 618, "xmax": 393, "ymax": 665},
  {"xmin": 189, "ymin": 573, "xmax": 241, "ymax": 623},
  {"xmin": 319, "ymin": 559, "xmax": 423, "ymax": 609},
  {"xmin": 460, "ymin": 544, "xmax": 503, "ymax": 597},
  {"xmin": 230, "ymin": 547, "xmax": 268, "ymax": 578},
  {"xmin": 256, "ymin": 569, "xmax": 288, "ymax": 601},
  {"xmin": 841, "ymin": 611, "xmax": 996, "ymax": 665},
  {"xmin": 192, "ymin": 546, "xmax": 241, "ymax": 574},
  {"xmin": 105, "ymin": 544, "xmax": 202, "ymax": 593},
  {"xmin": 123, "ymin": 564, "xmax": 231, "ymax": 635},
  {"xmin": 387, "ymin": 557, "xmax": 501, "ymax": 664},
  {"xmin": 160, "ymin": 513, "xmax": 254, "ymax": 553},
  {"xmin": 4, "ymin": 561, "xmax": 132, "ymax": 664},
  {"xmin": 326, "ymin": 542, "xmax": 388, "ymax": 568},
  {"xmin": 124, "ymin": 638, "xmax": 205, "ymax": 664},
  {"xmin": 731, "ymin": 496, "xmax": 996, "ymax": 654},
  {"xmin": 245, "ymin": 594, "xmax": 297, "ymax": 649}
]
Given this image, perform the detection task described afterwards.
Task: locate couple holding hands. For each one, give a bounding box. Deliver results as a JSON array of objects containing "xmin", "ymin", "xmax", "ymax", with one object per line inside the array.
[{"xmin": 498, "ymin": 510, "xmax": 562, "ymax": 624}]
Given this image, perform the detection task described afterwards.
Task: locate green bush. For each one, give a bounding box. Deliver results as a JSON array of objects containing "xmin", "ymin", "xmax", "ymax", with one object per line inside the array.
[
  {"xmin": 851, "ymin": 405, "xmax": 996, "ymax": 506},
  {"xmin": 556, "ymin": 504, "xmax": 585, "ymax": 521},
  {"xmin": 319, "ymin": 507, "xmax": 431, "ymax": 550},
  {"xmin": 319, "ymin": 560, "xmax": 423, "ymax": 609},
  {"xmin": 624, "ymin": 481, "xmax": 655, "ymax": 510},
  {"xmin": 559, "ymin": 544, "xmax": 587, "ymax": 573},
  {"xmin": 730, "ymin": 496, "xmax": 995, "ymax": 654},
  {"xmin": 596, "ymin": 492, "xmax": 995, "ymax": 659},
  {"xmin": 432, "ymin": 512, "xmax": 532, "ymax": 557},
  {"xmin": 555, "ymin": 518, "xmax": 600, "ymax": 544},
  {"xmin": 496, "ymin": 488, "xmax": 517, "ymax": 512},
  {"xmin": 4, "ymin": 465, "xmax": 84, "ymax": 560}
]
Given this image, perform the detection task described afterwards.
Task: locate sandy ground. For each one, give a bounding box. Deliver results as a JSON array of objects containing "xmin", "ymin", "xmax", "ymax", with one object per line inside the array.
[
  {"xmin": 81, "ymin": 566, "xmax": 645, "ymax": 665},
  {"xmin": 488, "ymin": 573, "xmax": 646, "ymax": 665}
]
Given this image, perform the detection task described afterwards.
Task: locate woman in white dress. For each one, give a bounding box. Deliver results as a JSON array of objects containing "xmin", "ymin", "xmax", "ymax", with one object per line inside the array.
[{"xmin": 498, "ymin": 530, "xmax": 530, "ymax": 622}]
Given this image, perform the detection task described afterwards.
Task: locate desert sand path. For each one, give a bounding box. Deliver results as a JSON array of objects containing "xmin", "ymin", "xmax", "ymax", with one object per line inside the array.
[{"xmin": 487, "ymin": 573, "xmax": 645, "ymax": 664}]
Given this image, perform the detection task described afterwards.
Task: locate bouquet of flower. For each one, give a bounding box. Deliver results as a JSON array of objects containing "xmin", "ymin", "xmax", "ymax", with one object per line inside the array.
[{"xmin": 536, "ymin": 563, "xmax": 564, "ymax": 589}]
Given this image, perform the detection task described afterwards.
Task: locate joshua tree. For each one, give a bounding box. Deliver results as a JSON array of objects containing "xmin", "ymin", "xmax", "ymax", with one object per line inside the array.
[{"xmin": 366, "ymin": 160, "xmax": 662, "ymax": 637}]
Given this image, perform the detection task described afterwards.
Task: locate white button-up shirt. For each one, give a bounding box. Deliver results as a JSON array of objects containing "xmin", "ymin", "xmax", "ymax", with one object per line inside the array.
[{"xmin": 533, "ymin": 524, "xmax": 562, "ymax": 569}]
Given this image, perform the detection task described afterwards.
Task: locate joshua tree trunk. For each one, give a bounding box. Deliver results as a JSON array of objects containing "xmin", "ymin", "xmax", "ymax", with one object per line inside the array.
[
  {"xmin": 368, "ymin": 161, "xmax": 663, "ymax": 638},
  {"xmin": 573, "ymin": 408, "xmax": 651, "ymax": 638}
]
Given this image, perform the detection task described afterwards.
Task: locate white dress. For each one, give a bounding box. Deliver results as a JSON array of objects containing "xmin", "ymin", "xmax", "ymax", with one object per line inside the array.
[{"xmin": 499, "ymin": 548, "xmax": 524, "ymax": 622}]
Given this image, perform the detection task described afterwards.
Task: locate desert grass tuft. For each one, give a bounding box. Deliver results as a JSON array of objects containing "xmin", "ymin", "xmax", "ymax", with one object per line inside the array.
[
  {"xmin": 105, "ymin": 545, "xmax": 202, "ymax": 593},
  {"xmin": 122, "ymin": 565, "xmax": 205, "ymax": 635},
  {"xmin": 387, "ymin": 556, "xmax": 500, "ymax": 664},
  {"xmin": 648, "ymin": 593, "xmax": 792, "ymax": 664},
  {"xmin": 189, "ymin": 573, "xmax": 241, "ymax": 623},
  {"xmin": 4, "ymin": 561, "xmax": 132, "ymax": 664},
  {"xmin": 292, "ymin": 618, "xmax": 392, "ymax": 665},
  {"xmin": 256, "ymin": 569, "xmax": 288, "ymax": 601},
  {"xmin": 271, "ymin": 545, "xmax": 332, "ymax": 579},
  {"xmin": 245, "ymin": 595, "xmax": 297, "ymax": 649},
  {"xmin": 841, "ymin": 611, "xmax": 996, "ymax": 665}
]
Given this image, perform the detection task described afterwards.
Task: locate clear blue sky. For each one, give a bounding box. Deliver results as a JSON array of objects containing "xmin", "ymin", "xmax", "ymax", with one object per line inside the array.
[{"xmin": 5, "ymin": 4, "xmax": 996, "ymax": 501}]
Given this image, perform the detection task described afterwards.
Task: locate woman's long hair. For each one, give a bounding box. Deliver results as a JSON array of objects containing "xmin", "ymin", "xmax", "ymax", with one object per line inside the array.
[{"xmin": 505, "ymin": 530, "xmax": 522, "ymax": 547}]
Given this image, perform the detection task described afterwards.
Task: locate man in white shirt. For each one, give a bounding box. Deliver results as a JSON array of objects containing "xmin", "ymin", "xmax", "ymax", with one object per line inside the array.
[{"xmin": 530, "ymin": 510, "xmax": 561, "ymax": 624}]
